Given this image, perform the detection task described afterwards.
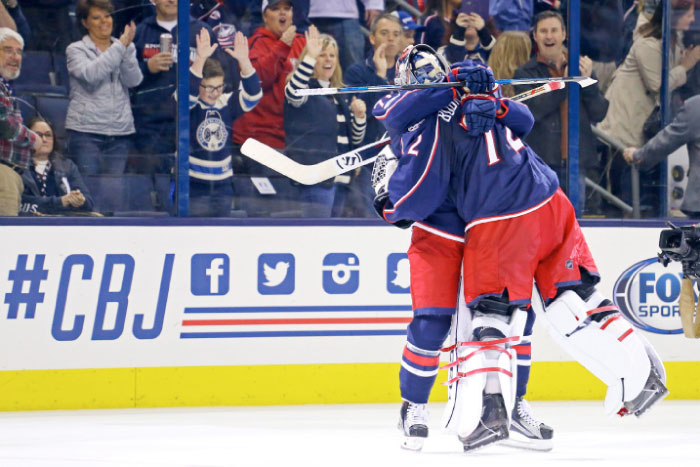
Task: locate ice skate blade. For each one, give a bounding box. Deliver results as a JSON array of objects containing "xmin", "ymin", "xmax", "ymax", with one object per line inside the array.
[
  {"xmin": 500, "ymin": 433, "xmax": 553, "ymax": 452},
  {"xmin": 401, "ymin": 436, "xmax": 425, "ymax": 451},
  {"xmin": 460, "ymin": 424, "xmax": 509, "ymax": 453}
]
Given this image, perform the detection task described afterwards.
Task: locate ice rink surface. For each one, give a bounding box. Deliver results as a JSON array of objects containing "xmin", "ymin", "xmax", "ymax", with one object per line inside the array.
[{"xmin": 0, "ymin": 401, "xmax": 698, "ymax": 467}]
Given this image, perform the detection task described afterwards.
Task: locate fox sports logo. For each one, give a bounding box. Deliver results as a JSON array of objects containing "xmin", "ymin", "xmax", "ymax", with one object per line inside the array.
[{"xmin": 613, "ymin": 258, "xmax": 688, "ymax": 334}]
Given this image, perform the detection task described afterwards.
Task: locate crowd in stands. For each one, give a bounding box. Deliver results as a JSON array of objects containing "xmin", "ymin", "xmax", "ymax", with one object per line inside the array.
[{"xmin": 1, "ymin": 0, "xmax": 699, "ymax": 219}]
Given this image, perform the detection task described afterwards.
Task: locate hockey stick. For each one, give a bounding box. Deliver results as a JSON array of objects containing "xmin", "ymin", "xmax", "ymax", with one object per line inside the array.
[
  {"xmin": 292, "ymin": 76, "xmax": 596, "ymax": 97},
  {"xmin": 240, "ymin": 81, "xmax": 565, "ymax": 185}
]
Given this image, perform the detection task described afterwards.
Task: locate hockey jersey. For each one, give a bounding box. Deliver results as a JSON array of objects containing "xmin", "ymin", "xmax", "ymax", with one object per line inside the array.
[
  {"xmin": 373, "ymin": 87, "xmax": 559, "ymax": 231},
  {"xmin": 188, "ymin": 70, "xmax": 262, "ymax": 182}
]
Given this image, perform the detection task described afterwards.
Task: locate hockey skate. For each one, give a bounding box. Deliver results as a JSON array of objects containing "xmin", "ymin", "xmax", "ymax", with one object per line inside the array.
[
  {"xmin": 459, "ymin": 392, "xmax": 509, "ymax": 452},
  {"xmin": 398, "ymin": 401, "xmax": 429, "ymax": 451},
  {"xmin": 501, "ymin": 396, "xmax": 554, "ymax": 451},
  {"xmin": 619, "ymin": 366, "xmax": 669, "ymax": 417}
]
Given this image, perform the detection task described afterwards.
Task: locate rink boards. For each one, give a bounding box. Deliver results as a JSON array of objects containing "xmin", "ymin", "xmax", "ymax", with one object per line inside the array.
[{"xmin": 0, "ymin": 220, "xmax": 698, "ymax": 410}]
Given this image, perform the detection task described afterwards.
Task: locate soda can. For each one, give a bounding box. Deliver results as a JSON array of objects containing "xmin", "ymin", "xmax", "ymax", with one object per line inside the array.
[{"xmin": 159, "ymin": 33, "xmax": 173, "ymax": 54}]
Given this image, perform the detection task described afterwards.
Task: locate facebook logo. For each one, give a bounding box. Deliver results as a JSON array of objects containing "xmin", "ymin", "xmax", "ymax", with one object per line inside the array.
[
  {"xmin": 258, "ymin": 254, "xmax": 295, "ymax": 295},
  {"xmin": 322, "ymin": 253, "xmax": 360, "ymax": 294},
  {"xmin": 387, "ymin": 253, "xmax": 411, "ymax": 294},
  {"xmin": 191, "ymin": 254, "xmax": 229, "ymax": 296}
]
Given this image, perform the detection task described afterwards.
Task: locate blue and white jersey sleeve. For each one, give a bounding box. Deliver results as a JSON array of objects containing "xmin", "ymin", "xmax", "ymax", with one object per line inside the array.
[
  {"xmin": 381, "ymin": 116, "xmax": 451, "ymax": 225},
  {"xmin": 373, "ymin": 88, "xmax": 455, "ymax": 134},
  {"xmin": 237, "ymin": 69, "xmax": 263, "ymax": 113}
]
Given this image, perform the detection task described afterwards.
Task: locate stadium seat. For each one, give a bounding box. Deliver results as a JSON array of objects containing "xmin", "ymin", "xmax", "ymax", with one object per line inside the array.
[
  {"xmin": 13, "ymin": 51, "xmax": 68, "ymax": 95},
  {"xmin": 34, "ymin": 95, "xmax": 70, "ymax": 146},
  {"xmin": 13, "ymin": 93, "xmax": 37, "ymax": 123}
]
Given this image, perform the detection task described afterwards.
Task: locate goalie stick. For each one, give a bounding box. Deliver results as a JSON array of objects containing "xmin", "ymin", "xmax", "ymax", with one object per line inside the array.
[
  {"xmin": 240, "ymin": 81, "xmax": 565, "ymax": 185},
  {"xmin": 292, "ymin": 76, "xmax": 596, "ymax": 97}
]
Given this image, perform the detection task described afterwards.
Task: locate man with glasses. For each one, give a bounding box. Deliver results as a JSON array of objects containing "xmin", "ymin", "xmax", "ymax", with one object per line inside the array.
[{"xmin": 0, "ymin": 27, "xmax": 39, "ymax": 216}]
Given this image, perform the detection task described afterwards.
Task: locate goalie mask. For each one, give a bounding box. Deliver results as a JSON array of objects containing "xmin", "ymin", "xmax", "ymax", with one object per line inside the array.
[{"xmin": 395, "ymin": 44, "xmax": 450, "ymax": 86}]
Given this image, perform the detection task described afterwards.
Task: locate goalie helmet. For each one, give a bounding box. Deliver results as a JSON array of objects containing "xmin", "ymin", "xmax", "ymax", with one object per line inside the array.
[{"xmin": 395, "ymin": 44, "xmax": 450, "ymax": 86}]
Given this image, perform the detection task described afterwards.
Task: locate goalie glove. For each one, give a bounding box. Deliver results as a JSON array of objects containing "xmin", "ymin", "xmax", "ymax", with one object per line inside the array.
[{"xmin": 459, "ymin": 95, "xmax": 499, "ymax": 136}]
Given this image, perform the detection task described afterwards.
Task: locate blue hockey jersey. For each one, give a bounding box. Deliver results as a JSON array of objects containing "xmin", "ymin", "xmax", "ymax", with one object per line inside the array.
[{"xmin": 373, "ymin": 87, "xmax": 559, "ymax": 231}]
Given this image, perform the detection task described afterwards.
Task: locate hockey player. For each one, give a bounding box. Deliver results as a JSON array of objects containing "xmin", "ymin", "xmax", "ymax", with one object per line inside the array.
[
  {"xmin": 374, "ymin": 45, "xmax": 552, "ymax": 452},
  {"xmin": 373, "ymin": 46, "xmax": 668, "ymax": 452},
  {"xmin": 186, "ymin": 28, "xmax": 262, "ymax": 216}
]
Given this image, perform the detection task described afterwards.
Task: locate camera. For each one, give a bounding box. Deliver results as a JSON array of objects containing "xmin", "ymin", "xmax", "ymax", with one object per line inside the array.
[{"xmin": 658, "ymin": 222, "xmax": 700, "ymax": 279}]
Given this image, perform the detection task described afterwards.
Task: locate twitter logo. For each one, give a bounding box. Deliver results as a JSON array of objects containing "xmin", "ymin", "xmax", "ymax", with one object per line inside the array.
[
  {"xmin": 258, "ymin": 254, "xmax": 295, "ymax": 295},
  {"xmin": 387, "ymin": 253, "xmax": 411, "ymax": 294}
]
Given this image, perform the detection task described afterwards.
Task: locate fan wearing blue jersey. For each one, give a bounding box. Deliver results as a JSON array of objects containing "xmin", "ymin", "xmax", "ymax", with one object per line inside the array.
[
  {"xmin": 372, "ymin": 46, "xmax": 551, "ymax": 452},
  {"xmin": 373, "ymin": 46, "xmax": 668, "ymax": 453},
  {"xmin": 187, "ymin": 28, "xmax": 262, "ymax": 217}
]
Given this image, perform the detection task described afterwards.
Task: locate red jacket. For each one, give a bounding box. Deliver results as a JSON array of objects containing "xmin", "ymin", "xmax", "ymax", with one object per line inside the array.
[{"xmin": 233, "ymin": 27, "xmax": 306, "ymax": 149}]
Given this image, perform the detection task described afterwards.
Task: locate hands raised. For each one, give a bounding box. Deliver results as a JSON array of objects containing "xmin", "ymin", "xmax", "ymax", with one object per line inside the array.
[{"xmin": 119, "ymin": 21, "xmax": 136, "ymax": 48}]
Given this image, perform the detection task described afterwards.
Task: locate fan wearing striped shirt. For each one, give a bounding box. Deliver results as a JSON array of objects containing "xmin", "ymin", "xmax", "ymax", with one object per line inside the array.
[{"xmin": 284, "ymin": 27, "xmax": 367, "ymax": 218}]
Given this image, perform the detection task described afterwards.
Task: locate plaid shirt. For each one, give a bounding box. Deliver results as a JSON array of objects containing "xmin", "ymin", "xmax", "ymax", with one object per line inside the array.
[{"xmin": 0, "ymin": 77, "xmax": 37, "ymax": 170}]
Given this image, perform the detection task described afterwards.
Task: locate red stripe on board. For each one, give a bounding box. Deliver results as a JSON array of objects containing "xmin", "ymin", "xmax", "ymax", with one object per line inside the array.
[
  {"xmin": 600, "ymin": 314, "xmax": 621, "ymax": 330},
  {"xmin": 182, "ymin": 317, "xmax": 413, "ymax": 326},
  {"xmin": 618, "ymin": 328, "xmax": 634, "ymax": 342},
  {"xmin": 403, "ymin": 346, "xmax": 440, "ymax": 367},
  {"xmin": 587, "ymin": 305, "xmax": 618, "ymax": 316}
]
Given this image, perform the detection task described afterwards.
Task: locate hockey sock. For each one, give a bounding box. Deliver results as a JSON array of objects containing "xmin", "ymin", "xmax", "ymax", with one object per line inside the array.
[
  {"xmin": 514, "ymin": 308, "xmax": 535, "ymax": 397},
  {"xmin": 400, "ymin": 314, "xmax": 452, "ymax": 403}
]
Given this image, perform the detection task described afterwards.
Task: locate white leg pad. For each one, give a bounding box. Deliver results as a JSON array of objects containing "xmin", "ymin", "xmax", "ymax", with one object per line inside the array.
[{"xmin": 535, "ymin": 289, "xmax": 657, "ymax": 415}]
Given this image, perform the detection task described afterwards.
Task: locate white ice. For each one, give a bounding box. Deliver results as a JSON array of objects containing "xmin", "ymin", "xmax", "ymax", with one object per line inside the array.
[{"xmin": 0, "ymin": 401, "xmax": 698, "ymax": 467}]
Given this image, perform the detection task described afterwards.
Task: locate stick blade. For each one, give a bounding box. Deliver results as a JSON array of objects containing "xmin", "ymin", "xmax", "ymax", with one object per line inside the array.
[{"xmin": 240, "ymin": 138, "xmax": 309, "ymax": 185}]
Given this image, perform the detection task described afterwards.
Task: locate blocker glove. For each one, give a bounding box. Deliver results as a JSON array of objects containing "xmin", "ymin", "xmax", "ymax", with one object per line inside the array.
[
  {"xmin": 447, "ymin": 63, "xmax": 495, "ymax": 95},
  {"xmin": 372, "ymin": 193, "xmax": 414, "ymax": 229},
  {"xmin": 460, "ymin": 95, "xmax": 499, "ymax": 136}
]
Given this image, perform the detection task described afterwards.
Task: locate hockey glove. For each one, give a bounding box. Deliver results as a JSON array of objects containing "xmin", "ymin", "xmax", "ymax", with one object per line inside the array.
[
  {"xmin": 447, "ymin": 64, "xmax": 495, "ymax": 95},
  {"xmin": 460, "ymin": 95, "xmax": 498, "ymax": 136},
  {"xmin": 372, "ymin": 192, "xmax": 414, "ymax": 229}
]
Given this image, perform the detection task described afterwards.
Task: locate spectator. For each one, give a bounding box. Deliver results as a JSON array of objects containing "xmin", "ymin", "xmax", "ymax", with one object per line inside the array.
[
  {"xmin": 20, "ymin": 1, "xmax": 78, "ymax": 53},
  {"xmin": 0, "ymin": 27, "xmax": 39, "ymax": 216},
  {"xmin": 441, "ymin": 10, "xmax": 496, "ymax": 65},
  {"xmin": 284, "ymin": 29, "xmax": 366, "ymax": 217},
  {"xmin": 598, "ymin": 0, "xmax": 699, "ymax": 149},
  {"xmin": 20, "ymin": 117, "xmax": 95, "ymax": 215},
  {"xmin": 345, "ymin": 12, "xmax": 401, "ymax": 144},
  {"xmin": 392, "ymin": 10, "xmax": 424, "ymax": 52},
  {"xmin": 623, "ymin": 94, "xmax": 700, "ymax": 218},
  {"xmin": 232, "ymin": 0, "xmax": 306, "ymax": 168},
  {"xmin": 513, "ymin": 10, "xmax": 608, "ymax": 214},
  {"xmin": 417, "ymin": 0, "xmax": 460, "ymax": 51},
  {"xmin": 131, "ymin": 0, "xmax": 235, "ymax": 174},
  {"xmin": 65, "ymin": 0, "xmax": 143, "ymax": 176},
  {"xmin": 187, "ymin": 28, "xmax": 261, "ymax": 217},
  {"xmin": 308, "ymin": 0, "xmax": 384, "ymax": 71},
  {"xmin": 488, "ymin": 30, "xmax": 532, "ymax": 97}
]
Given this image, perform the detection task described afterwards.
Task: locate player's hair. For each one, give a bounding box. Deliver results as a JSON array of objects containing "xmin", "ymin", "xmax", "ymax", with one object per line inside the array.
[
  {"xmin": 370, "ymin": 13, "xmax": 402, "ymax": 36},
  {"xmin": 290, "ymin": 33, "xmax": 344, "ymax": 88},
  {"xmin": 76, "ymin": 0, "xmax": 115, "ymax": 36},
  {"xmin": 202, "ymin": 58, "xmax": 225, "ymax": 80},
  {"xmin": 533, "ymin": 10, "xmax": 565, "ymax": 31},
  {"xmin": 488, "ymin": 31, "xmax": 532, "ymax": 97}
]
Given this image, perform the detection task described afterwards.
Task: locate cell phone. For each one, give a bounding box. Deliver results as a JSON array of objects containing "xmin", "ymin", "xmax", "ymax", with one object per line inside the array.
[{"xmin": 458, "ymin": 0, "xmax": 490, "ymax": 21}]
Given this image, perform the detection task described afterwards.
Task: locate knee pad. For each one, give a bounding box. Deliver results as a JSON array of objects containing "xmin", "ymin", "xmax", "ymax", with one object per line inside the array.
[
  {"xmin": 407, "ymin": 314, "xmax": 453, "ymax": 351},
  {"xmin": 536, "ymin": 287, "xmax": 666, "ymax": 416}
]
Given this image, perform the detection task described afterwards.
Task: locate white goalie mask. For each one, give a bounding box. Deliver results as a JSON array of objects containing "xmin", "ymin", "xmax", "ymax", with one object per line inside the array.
[{"xmin": 394, "ymin": 44, "xmax": 450, "ymax": 86}]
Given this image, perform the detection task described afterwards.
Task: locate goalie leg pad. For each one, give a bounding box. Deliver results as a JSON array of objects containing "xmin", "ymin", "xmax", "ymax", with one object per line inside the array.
[{"xmin": 539, "ymin": 289, "xmax": 665, "ymax": 415}]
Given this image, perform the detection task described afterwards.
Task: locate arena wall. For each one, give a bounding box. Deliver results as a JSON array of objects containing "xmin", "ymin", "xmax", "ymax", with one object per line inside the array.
[{"xmin": 0, "ymin": 219, "xmax": 698, "ymax": 411}]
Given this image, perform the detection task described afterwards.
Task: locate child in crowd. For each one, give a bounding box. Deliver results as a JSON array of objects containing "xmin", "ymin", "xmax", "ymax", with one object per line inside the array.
[{"xmin": 187, "ymin": 28, "xmax": 262, "ymax": 217}]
